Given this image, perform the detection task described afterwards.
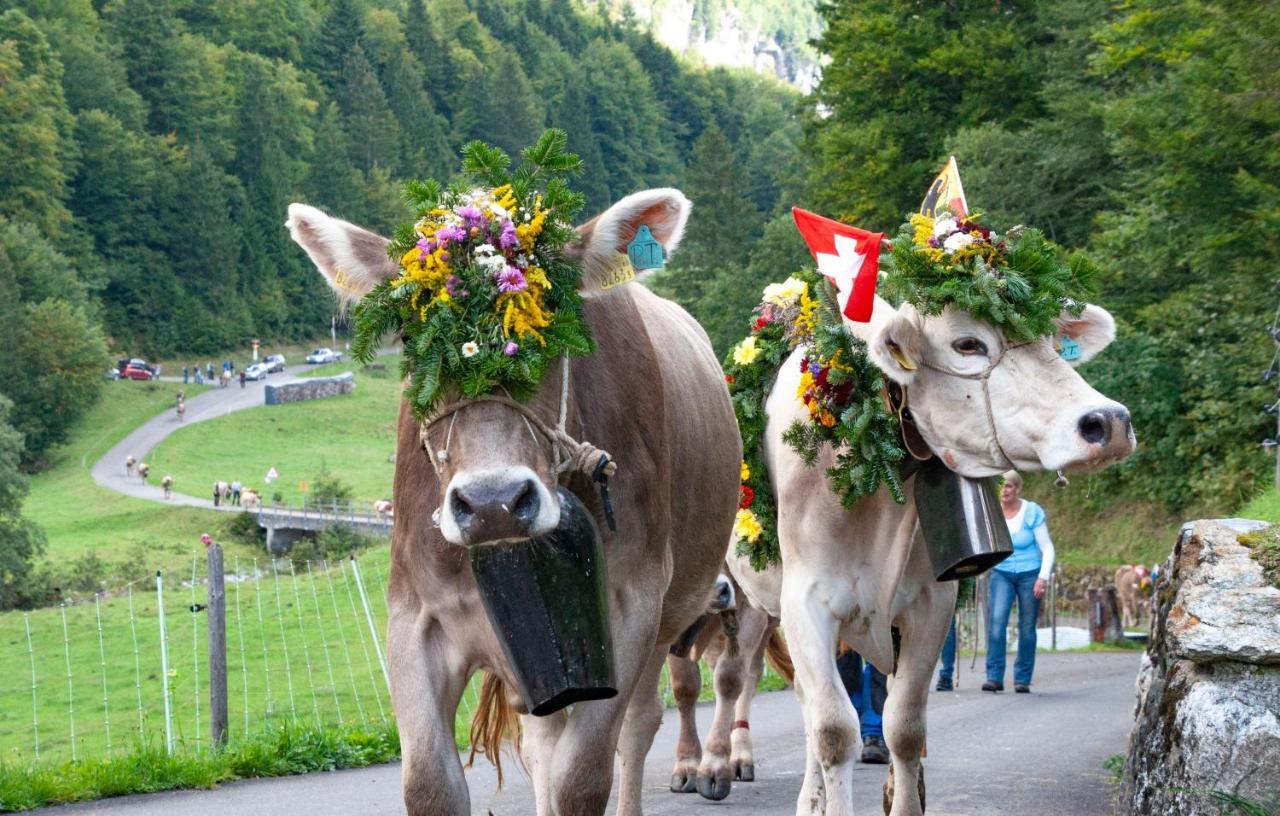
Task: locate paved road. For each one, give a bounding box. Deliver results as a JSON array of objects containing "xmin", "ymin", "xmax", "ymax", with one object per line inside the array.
[{"xmin": 32, "ymin": 651, "xmax": 1139, "ymax": 816}]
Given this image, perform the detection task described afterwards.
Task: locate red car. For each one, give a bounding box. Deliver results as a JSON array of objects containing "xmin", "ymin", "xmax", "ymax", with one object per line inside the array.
[{"xmin": 121, "ymin": 363, "xmax": 157, "ymax": 381}]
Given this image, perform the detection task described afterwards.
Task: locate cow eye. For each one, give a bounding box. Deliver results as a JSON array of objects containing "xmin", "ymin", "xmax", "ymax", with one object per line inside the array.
[{"xmin": 952, "ymin": 337, "xmax": 988, "ymax": 356}]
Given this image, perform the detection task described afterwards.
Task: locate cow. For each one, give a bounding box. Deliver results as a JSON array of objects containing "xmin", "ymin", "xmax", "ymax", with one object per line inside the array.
[
  {"xmin": 176, "ymin": 399, "xmax": 186, "ymax": 422},
  {"xmin": 374, "ymin": 499, "xmax": 394, "ymax": 520},
  {"xmin": 285, "ymin": 188, "xmax": 741, "ymax": 816},
  {"xmin": 213, "ymin": 480, "xmax": 230, "ymax": 507},
  {"xmin": 1114, "ymin": 564, "xmax": 1153, "ymax": 628},
  {"xmin": 125, "ymin": 455, "xmax": 135, "ymax": 477},
  {"xmin": 137, "ymin": 462, "xmax": 150, "ymax": 481},
  {"xmin": 729, "ymin": 295, "xmax": 1135, "ymax": 816},
  {"xmin": 161, "ymin": 475, "xmax": 173, "ymax": 500},
  {"xmin": 667, "ymin": 572, "xmax": 792, "ymax": 801},
  {"xmin": 242, "ymin": 488, "xmax": 261, "ymax": 510}
]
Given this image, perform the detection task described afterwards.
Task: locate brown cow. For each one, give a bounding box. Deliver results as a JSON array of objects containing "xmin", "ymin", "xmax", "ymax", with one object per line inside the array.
[
  {"xmin": 1115, "ymin": 564, "xmax": 1152, "ymax": 628},
  {"xmin": 286, "ymin": 188, "xmax": 741, "ymax": 816}
]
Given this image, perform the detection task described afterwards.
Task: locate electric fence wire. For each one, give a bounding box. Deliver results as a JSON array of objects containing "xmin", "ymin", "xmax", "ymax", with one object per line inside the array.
[
  {"xmin": 340, "ymin": 558, "xmax": 386, "ymax": 722},
  {"xmin": 190, "ymin": 556, "xmax": 201, "ymax": 748},
  {"xmin": 288, "ymin": 560, "xmax": 321, "ymax": 723},
  {"xmin": 24, "ymin": 613, "xmax": 39, "ymax": 761},
  {"xmin": 270, "ymin": 558, "xmax": 298, "ymax": 720},
  {"xmin": 253, "ymin": 558, "xmax": 273, "ymax": 722},
  {"xmin": 94, "ymin": 594, "xmax": 112, "ymax": 757},
  {"xmin": 60, "ymin": 604, "xmax": 77, "ymax": 761},
  {"xmin": 323, "ymin": 559, "xmax": 367, "ymax": 724},
  {"xmin": 233, "ymin": 556, "xmax": 250, "ymax": 738},
  {"xmin": 306, "ymin": 561, "xmax": 343, "ymax": 723},
  {"xmin": 127, "ymin": 584, "xmax": 145, "ymax": 739}
]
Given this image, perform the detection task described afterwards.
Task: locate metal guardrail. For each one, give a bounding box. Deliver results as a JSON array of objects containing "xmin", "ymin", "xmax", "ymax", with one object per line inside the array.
[{"xmin": 253, "ymin": 500, "xmax": 393, "ymax": 530}]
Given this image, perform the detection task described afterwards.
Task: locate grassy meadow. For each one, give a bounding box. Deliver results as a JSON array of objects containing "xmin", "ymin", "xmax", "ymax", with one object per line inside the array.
[{"xmin": 147, "ymin": 360, "xmax": 401, "ymax": 507}]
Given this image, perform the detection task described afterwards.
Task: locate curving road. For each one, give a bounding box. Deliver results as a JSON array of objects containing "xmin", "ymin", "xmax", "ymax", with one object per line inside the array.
[{"xmin": 29, "ymin": 651, "xmax": 1140, "ymax": 816}]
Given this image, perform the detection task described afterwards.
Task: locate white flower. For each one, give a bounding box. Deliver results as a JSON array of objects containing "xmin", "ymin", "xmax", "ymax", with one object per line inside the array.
[
  {"xmin": 762, "ymin": 276, "xmax": 808, "ymax": 306},
  {"xmin": 487, "ymin": 202, "xmax": 509, "ymax": 220},
  {"xmin": 932, "ymin": 217, "xmax": 958, "ymax": 239},
  {"xmin": 943, "ymin": 232, "xmax": 974, "ymax": 253},
  {"xmin": 476, "ymin": 254, "xmax": 506, "ymax": 272},
  {"xmin": 461, "ymin": 342, "xmax": 480, "ymax": 358},
  {"xmin": 474, "ymin": 243, "xmax": 496, "ymax": 255}
]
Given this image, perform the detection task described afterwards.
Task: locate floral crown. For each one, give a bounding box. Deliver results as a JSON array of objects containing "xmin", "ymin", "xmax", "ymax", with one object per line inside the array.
[
  {"xmin": 882, "ymin": 211, "xmax": 1098, "ymax": 342},
  {"xmin": 351, "ymin": 130, "xmax": 594, "ymax": 418}
]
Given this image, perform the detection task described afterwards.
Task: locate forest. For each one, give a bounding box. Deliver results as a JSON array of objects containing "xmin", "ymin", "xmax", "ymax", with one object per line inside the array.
[{"xmin": 1, "ymin": 0, "xmax": 1278, "ymax": 597}]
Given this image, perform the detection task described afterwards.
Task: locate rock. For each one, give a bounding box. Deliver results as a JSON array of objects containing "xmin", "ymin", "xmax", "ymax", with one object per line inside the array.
[
  {"xmin": 1120, "ymin": 520, "xmax": 1280, "ymax": 815},
  {"xmin": 264, "ymin": 372, "xmax": 355, "ymax": 405}
]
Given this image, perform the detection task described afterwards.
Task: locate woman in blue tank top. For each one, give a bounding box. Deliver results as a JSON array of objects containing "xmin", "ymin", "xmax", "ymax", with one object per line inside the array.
[{"xmin": 984, "ymin": 471, "xmax": 1055, "ymax": 693}]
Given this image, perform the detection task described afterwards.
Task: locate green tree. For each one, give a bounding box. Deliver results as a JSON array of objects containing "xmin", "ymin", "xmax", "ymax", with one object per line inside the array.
[
  {"xmin": 335, "ymin": 43, "xmax": 400, "ymax": 174},
  {"xmin": 0, "ymin": 395, "xmax": 45, "ymax": 610},
  {"xmin": 310, "ymin": 0, "xmax": 364, "ymax": 92}
]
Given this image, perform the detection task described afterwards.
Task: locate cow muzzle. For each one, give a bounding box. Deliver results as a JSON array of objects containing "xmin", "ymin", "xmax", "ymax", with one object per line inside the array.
[
  {"xmin": 1075, "ymin": 405, "xmax": 1135, "ymax": 462},
  {"xmin": 440, "ymin": 466, "xmax": 560, "ymax": 546}
]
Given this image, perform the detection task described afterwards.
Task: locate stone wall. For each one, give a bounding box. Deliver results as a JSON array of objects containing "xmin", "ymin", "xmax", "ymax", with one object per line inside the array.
[
  {"xmin": 264, "ymin": 372, "xmax": 355, "ymax": 405},
  {"xmin": 1120, "ymin": 519, "xmax": 1280, "ymax": 815}
]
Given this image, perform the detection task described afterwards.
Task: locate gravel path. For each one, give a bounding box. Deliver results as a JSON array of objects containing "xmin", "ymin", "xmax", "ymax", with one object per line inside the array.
[{"xmin": 31, "ymin": 651, "xmax": 1140, "ymax": 816}]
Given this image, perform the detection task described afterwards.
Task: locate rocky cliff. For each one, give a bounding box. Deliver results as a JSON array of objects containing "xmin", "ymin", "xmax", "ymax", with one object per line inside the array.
[
  {"xmin": 608, "ymin": 0, "xmax": 821, "ymax": 90},
  {"xmin": 1120, "ymin": 519, "xmax": 1280, "ymax": 815}
]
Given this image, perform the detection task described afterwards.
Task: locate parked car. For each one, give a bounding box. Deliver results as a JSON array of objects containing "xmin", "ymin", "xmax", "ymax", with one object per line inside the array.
[
  {"xmin": 244, "ymin": 362, "xmax": 270, "ymax": 381},
  {"xmin": 121, "ymin": 363, "xmax": 157, "ymax": 381},
  {"xmin": 116, "ymin": 357, "xmax": 150, "ymax": 374},
  {"xmin": 305, "ymin": 347, "xmax": 342, "ymax": 364},
  {"xmin": 263, "ymin": 354, "xmax": 286, "ymax": 373}
]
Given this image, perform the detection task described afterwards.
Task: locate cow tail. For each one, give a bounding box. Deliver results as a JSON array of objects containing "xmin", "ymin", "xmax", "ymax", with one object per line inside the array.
[
  {"xmin": 764, "ymin": 627, "xmax": 795, "ymax": 685},
  {"xmin": 465, "ymin": 672, "xmax": 523, "ymax": 789}
]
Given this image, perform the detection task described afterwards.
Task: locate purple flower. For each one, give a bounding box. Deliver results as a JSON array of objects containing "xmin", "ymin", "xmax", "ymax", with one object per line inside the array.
[
  {"xmin": 499, "ymin": 219, "xmax": 518, "ymax": 249},
  {"xmin": 435, "ymin": 224, "xmax": 466, "ymax": 244},
  {"xmin": 503, "ymin": 342, "xmax": 519, "ymax": 357},
  {"xmin": 809, "ymin": 361, "xmax": 822, "ymax": 376},
  {"xmin": 496, "ymin": 266, "xmax": 527, "ymax": 293},
  {"xmin": 445, "ymin": 275, "xmax": 468, "ymax": 298}
]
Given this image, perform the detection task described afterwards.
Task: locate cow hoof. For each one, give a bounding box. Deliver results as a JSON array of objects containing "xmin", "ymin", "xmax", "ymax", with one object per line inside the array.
[
  {"xmin": 670, "ymin": 772, "xmax": 696, "ymax": 793},
  {"xmin": 696, "ymin": 773, "xmax": 732, "ymax": 801},
  {"xmin": 735, "ymin": 763, "xmax": 755, "ymax": 782}
]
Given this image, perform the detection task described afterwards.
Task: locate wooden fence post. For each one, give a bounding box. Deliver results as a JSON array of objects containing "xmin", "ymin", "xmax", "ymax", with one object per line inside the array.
[{"xmin": 205, "ymin": 536, "xmax": 228, "ymax": 747}]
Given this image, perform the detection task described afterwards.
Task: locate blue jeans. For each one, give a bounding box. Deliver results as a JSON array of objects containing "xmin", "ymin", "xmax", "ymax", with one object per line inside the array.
[
  {"xmin": 987, "ymin": 568, "xmax": 1040, "ymax": 686},
  {"xmin": 938, "ymin": 616, "xmax": 957, "ymax": 681},
  {"xmin": 836, "ymin": 650, "xmax": 884, "ymax": 739}
]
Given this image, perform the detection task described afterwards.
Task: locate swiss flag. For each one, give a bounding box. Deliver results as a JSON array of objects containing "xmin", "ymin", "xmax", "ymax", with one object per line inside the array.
[{"xmin": 791, "ymin": 208, "xmax": 883, "ymax": 323}]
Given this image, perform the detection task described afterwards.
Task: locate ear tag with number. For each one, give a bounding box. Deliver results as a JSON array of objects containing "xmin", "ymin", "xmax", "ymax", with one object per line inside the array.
[
  {"xmin": 1058, "ymin": 335, "xmax": 1082, "ymax": 361},
  {"xmin": 599, "ymin": 253, "xmax": 636, "ymax": 290},
  {"xmin": 627, "ymin": 225, "xmax": 666, "ymax": 271}
]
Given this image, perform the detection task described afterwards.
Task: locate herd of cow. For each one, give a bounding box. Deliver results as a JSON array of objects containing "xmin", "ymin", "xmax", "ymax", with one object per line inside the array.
[{"xmin": 281, "ymin": 187, "xmax": 1139, "ymax": 816}]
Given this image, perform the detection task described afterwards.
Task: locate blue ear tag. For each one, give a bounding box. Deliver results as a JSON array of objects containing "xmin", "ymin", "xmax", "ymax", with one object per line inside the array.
[
  {"xmin": 1058, "ymin": 335, "xmax": 1082, "ymax": 361},
  {"xmin": 627, "ymin": 225, "xmax": 666, "ymax": 271}
]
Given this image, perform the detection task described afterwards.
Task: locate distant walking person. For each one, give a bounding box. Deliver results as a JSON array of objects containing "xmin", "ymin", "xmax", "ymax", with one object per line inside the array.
[
  {"xmin": 162, "ymin": 475, "xmax": 173, "ymax": 500},
  {"xmin": 231, "ymin": 480, "xmax": 242, "ymax": 506},
  {"xmin": 213, "ymin": 481, "xmax": 221, "ymax": 507},
  {"xmin": 985, "ymin": 471, "xmax": 1056, "ymax": 693},
  {"xmin": 183, "ymin": 365, "xmax": 189, "ymax": 385},
  {"xmin": 195, "ymin": 368, "xmax": 204, "ymax": 385},
  {"xmin": 239, "ymin": 370, "xmax": 246, "ymax": 389},
  {"xmin": 207, "ymin": 362, "xmax": 215, "ymax": 382}
]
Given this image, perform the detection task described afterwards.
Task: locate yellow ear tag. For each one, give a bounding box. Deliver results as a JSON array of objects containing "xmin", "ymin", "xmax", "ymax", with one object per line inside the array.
[
  {"xmin": 888, "ymin": 343, "xmax": 917, "ymax": 371},
  {"xmin": 599, "ymin": 252, "xmax": 636, "ymax": 290}
]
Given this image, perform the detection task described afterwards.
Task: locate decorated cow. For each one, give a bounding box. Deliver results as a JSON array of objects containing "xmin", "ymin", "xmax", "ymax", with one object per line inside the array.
[
  {"xmin": 286, "ymin": 132, "xmax": 740, "ymax": 816},
  {"xmin": 721, "ymin": 177, "xmax": 1135, "ymax": 814},
  {"xmin": 1115, "ymin": 564, "xmax": 1154, "ymax": 628}
]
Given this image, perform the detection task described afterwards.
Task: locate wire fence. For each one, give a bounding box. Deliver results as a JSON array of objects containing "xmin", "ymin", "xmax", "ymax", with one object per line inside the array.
[{"xmin": 0, "ymin": 555, "xmax": 404, "ymax": 766}]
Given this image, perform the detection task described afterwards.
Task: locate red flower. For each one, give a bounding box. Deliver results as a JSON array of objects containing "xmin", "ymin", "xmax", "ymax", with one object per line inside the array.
[
  {"xmin": 753, "ymin": 316, "xmax": 770, "ymax": 332},
  {"xmin": 725, "ymin": 374, "xmax": 735, "ymax": 384},
  {"xmin": 739, "ymin": 485, "xmax": 755, "ymax": 509}
]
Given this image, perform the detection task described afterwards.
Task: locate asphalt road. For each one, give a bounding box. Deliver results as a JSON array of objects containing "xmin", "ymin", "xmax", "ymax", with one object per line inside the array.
[{"xmin": 31, "ymin": 651, "xmax": 1140, "ymax": 816}]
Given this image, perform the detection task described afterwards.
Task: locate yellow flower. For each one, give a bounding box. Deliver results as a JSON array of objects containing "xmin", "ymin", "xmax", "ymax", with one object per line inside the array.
[
  {"xmin": 732, "ymin": 336, "xmax": 761, "ymax": 365},
  {"xmin": 741, "ymin": 460, "xmax": 750, "ymax": 481},
  {"xmin": 498, "ymin": 290, "xmax": 552, "ymax": 344},
  {"xmin": 762, "ymin": 276, "xmax": 808, "ymax": 307},
  {"xmin": 733, "ymin": 509, "xmax": 763, "ymax": 544},
  {"xmin": 797, "ymin": 370, "xmax": 815, "ymax": 399},
  {"xmin": 792, "ymin": 289, "xmax": 817, "ymax": 337},
  {"xmin": 910, "ymin": 213, "xmax": 934, "ymax": 248}
]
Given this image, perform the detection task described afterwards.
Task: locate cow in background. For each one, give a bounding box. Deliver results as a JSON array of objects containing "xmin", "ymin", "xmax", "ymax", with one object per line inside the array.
[{"xmin": 1115, "ymin": 564, "xmax": 1153, "ymax": 628}]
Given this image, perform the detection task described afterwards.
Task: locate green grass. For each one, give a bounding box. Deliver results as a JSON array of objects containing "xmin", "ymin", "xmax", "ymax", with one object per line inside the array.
[
  {"xmin": 0, "ymin": 720, "xmax": 400, "ymax": 812},
  {"xmin": 1026, "ymin": 472, "xmax": 1183, "ymax": 568},
  {"xmin": 1239, "ymin": 489, "xmax": 1280, "ymax": 524},
  {"xmin": 148, "ymin": 360, "xmax": 400, "ymax": 506}
]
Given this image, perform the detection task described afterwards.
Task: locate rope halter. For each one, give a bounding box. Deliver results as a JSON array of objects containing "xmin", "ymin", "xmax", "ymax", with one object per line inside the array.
[{"xmin": 419, "ymin": 356, "xmax": 619, "ymax": 530}]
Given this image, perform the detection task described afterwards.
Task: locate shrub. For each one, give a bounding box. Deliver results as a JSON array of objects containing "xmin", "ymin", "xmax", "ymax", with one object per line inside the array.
[
  {"xmin": 290, "ymin": 524, "xmax": 377, "ymax": 562},
  {"xmin": 226, "ymin": 511, "xmax": 263, "ymax": 545}
]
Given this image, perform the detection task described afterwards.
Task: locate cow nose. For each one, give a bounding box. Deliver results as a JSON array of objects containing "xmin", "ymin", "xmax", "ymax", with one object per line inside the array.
[
  {"xmin": 1077, "ymin": 407, "xmax": 1132, "ymax": 449},
  {"xmin": 711, "ymin": 575, "xmax": 735, "ymax": 611},
  {"xmin": 449, "ymin": 477, "xmax": 541, "ymax": 543}
]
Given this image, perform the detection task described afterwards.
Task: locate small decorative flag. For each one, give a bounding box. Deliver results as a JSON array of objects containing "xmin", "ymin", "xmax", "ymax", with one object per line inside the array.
[
  {"xmin": 920, "ymin": 156, "xmax": 969, "ymax": 219},
  {"xmin": 791, "ymin": 208, "xmax": 884, "ymax": 323}
]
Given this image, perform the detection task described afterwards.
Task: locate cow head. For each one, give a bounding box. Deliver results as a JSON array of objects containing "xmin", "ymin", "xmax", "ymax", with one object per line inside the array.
[
  {"xmin": 286, "ymin": 189, "xmax": 690, "ymax": 547},
  {"xmin": 863, "ymin": 299, "xmax": 1134, "ymax": 478}
]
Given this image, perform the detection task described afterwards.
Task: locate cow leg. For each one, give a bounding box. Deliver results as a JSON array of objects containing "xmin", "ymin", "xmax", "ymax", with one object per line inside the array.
[
  {"xmin": 522, "ymin": 708, "xmax": 567, "ymax": 816},
  {"xmin": 387, "ymin": 607, "xmax": 470, "ymax": 816},
  {"xmin": 666, "ymin": 650, "xmax": 702, "ymax": 793},
  {"xmin": 698, "ymin": 607, "xmax": 766, "ymax": 799},
  {"xmin": 782, "ymin": 574, "xmax": 856, "ymax": 816},
  {"xmin": 793, "ymin": 675, "xmax": 827, "ymax": 815},
  {"xmin": 730, "ymin": 613, "xmax": 771, "ymax": 782},
  {"xmin": 881, "ymin": 581, "xmax": 956, "ymax": 816},
  {"xmin": 616, "ymin": 646, "xmax": 668, "ymax": 816}
]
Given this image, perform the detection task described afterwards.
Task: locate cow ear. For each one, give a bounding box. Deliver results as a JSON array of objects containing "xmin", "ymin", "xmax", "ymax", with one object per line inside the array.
[
  {"xmin": 565, "ymin": 188, "xmax": 691, "ymax": 293},
  {"xmin": 1055, "ymin": 304, "xmax": 1115, "ymax": 367},
  {"xmin": 286, "ymin": 203, "xmax": 399, "ymax": 307},
  {"xmin": 868, "ymin": 304, "xmax": 924, "ymax": 385}
]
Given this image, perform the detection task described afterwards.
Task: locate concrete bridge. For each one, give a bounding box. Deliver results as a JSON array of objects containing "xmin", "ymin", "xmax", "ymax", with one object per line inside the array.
[{"xmin": 255, "ymin": 501, "xmax": 394, "ymax": 552}]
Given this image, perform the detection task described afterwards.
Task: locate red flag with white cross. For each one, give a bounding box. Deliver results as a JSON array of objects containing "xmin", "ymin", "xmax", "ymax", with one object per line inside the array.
[{"xmin": 791, "ymin": 207, "xmax": 883, "ymax": 323}]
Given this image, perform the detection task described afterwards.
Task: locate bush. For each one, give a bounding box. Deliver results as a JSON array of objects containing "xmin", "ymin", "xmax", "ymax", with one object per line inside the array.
[
  {"xmin": 290, "ymin": 524, "xmax": 376, "ymax": 562},
  {"xmin": 309, "ymin": 461, "xmax": 353, "ymax": 505},
  {"xmin": 226, "ymin": 511, "xmax": 263, "ymax": 545}
]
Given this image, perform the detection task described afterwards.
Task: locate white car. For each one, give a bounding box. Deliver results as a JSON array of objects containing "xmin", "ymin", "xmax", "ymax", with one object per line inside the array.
[
  {"xmin": 306, "ymin": 347, "xmax": 343, "ymax": 364},
  {"xmin": 263, "ymin": 353, "xmax": 286, "ymax": 373},
  {"xmin": 244, "ymin": 363, "xmax": 270, "ymax": 381}
]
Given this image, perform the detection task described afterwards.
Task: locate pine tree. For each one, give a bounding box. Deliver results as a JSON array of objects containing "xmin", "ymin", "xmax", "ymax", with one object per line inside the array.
[
  {"xmin": 380, "ymin": 48, "xmax": 451, "ymax": 178},
  {"xmin": 311, "ymin": 0, "xmax": 363, "ymax": 92},
  {"xmin": 335, "ymin": 43, "xmax": 400, "ymax": 174}
]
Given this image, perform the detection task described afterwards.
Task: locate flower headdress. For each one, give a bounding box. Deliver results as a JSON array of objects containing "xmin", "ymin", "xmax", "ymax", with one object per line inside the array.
[
  {"xmin": 351, "ymin": 130, "xmax": 594, "ymax": 417},
  {"xmin": 882, "ymin": 211, "xmax": 1099, "ymax": 342}
]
